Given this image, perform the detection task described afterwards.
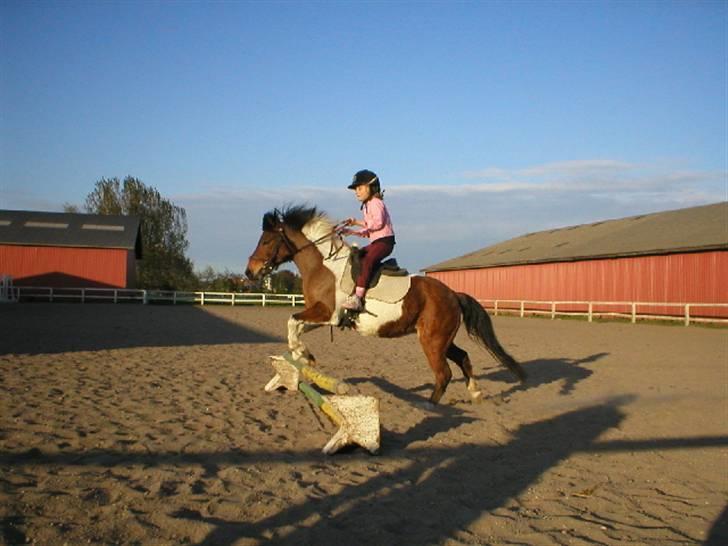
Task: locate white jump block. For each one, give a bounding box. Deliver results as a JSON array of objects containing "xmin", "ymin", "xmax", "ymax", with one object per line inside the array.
[
  {"xmin": 264, "ymin": 354, "xmax": 380, "ymax": 455},
  {"xmin": 265, "ymin": 353, "xmax": 349, "ymax": 394},
  {"xmin": 264, "ymin": 356, "xmax": 301, "ymax": 392},
  {"xmin": 323, "ymin": 395, "xmax": 380, "ymax": 455}
]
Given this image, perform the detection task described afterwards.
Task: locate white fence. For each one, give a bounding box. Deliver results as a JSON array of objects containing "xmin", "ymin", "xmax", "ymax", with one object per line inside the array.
[
  {"xmin": 0, "ymin": 275, "xmax": 18, "ymax": 303},
  {"xmin": 14, "ymin": 286, "xmax": 303, "ymax": 307},
  {"xmin": 480, "ymin": 299, "xmax": 728, "ymax": 326},
  {"xmin": 10, "ymin": 286, "xmax": 727, "ymax": 326}
]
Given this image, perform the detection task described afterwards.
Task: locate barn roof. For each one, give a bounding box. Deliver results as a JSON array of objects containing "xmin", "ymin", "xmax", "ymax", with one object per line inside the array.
[
  {"xmin": 422, "ymin": 202, "xmax": 728, "ymax": 272},
  {"xmin": 0, "ymin": 210, "xmax": 142, "ymax": 258}
]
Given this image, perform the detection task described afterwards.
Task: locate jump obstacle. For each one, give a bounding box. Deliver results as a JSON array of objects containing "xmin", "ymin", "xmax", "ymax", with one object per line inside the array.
[{"xmin": 265, "ymin": 352, "xmax": 380, "ymax": 454}]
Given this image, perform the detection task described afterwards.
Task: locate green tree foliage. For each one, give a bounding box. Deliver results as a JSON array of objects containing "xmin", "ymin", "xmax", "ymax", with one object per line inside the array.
[
  {"xmin": 83, "ymin": 176, "xmax": 196, "ymax": 290},
  {"xmin": 195, "ymin": 267, "xmax": 301, "ymax": 294},
  {"xmin": 196, "ymin": 266, "xmax": 249, "ymax": 292},
  {"xmin": 269, "ymin": 270, "xmax": 303, "ymax": 294},
  {"xmin": 195, "ymin": 267, "xmax": 302, "ymax": 294}
]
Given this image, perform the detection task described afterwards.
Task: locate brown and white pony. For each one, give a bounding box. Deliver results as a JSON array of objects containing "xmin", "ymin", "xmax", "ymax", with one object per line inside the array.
[{"xmin": 245, "ymin": 205, "xmax": 525, "ymax": 404}]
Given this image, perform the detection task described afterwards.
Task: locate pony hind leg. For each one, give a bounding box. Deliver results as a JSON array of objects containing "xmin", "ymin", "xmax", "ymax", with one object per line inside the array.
[
  {"xmin": 446, "ymin": 343, "xmax": 483, "ymax": 402},
  {"xmin": 421, "ymin": 342, "xmax": 452, "ymax": 405},
  {"xmin": 417, "ymin": 324, "xmax": 457, "ymax": 405},
  {"xmin": 412, "ymin": 283, "xmax": 464, "ymax": 405}
]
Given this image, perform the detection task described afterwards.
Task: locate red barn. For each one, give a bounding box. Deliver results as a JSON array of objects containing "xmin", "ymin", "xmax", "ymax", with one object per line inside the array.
[
  {"xmin": 0, "ymin": 210, "xmax": 142, "ymax": 288},
  {"xmin": 423, "ymin": 202, "xmax": 728, "ymax": 320}
]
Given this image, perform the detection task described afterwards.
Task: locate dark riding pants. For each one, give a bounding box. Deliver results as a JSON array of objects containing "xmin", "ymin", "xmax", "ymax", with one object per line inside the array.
[{"xmin": 357, "ymin": 236, "xmax": 395, "ymax": 289}]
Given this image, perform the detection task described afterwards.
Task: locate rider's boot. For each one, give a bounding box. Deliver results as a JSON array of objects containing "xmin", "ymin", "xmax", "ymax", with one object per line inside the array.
[{"xmin": 342, "ymin": 294, "xmax": 363, "ymax": 311}]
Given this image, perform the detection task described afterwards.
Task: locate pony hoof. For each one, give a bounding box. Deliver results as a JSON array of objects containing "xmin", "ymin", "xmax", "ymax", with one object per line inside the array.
[
  {"xmin": 469, "ymin": 390, "xmax": 484, "ymax": 403},
  {"xmin": 290, "ymin": 349, "xmax": 310, "ymax": 364}
]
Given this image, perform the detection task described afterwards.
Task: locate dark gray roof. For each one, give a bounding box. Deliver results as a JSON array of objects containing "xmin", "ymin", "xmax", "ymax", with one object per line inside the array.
[
  {"xmin": 423, "ymin": 202, "xmax": 728, "ymax": 272},
  {"xmin": 0, "ymin": 210, "xmax": 142, "ymax": 258}
]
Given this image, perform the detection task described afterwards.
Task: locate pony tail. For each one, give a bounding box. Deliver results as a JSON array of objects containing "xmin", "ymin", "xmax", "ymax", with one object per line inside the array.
[{"xmin": 457, "ymin": 292, "xmax": 526, "ymax": 382}]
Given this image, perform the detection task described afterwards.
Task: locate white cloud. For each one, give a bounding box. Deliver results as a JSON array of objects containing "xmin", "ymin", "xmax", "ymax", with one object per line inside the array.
[
  {"xmin": 462, "ymin": 159, "xmax": 634, "ymax": 181},
  {"xmin": 394, "ymin": 160, "xmax": 725, "ymax": 203},
  {"xmin": 181, "ymin": 160, "xmax": 726, "ymax": 271},
  {"xmin": 518, "ymin": 159, "xmax": 635, "ymax": 178},
  {"xmin": 4, "ymin": 159, "xmax": 724, "ymax": 275}
]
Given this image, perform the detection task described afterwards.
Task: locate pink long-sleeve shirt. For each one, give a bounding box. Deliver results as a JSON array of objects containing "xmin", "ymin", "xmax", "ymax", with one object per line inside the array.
[{"xmin": 357, "ymin": 197, "xmax": 395, "ymax": 241}]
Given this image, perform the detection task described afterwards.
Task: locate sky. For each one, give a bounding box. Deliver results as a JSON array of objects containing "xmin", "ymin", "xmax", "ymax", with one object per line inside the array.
[{"xmin": 1, "ymin": 0, "xmax": 726, "ymax": 274}]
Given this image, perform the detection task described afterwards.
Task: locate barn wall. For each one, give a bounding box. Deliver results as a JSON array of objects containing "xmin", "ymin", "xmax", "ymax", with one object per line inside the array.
[
  {"xmin": 126, "ymin": 251, "xmax": 138, "ymax": 288},
  {"xmin": 426, "ymin": 251, "xmax": 728, "ymax": 318},
  {"xmin": 0, "ymin": 245, "xmax": 129, "ymax": 288}
]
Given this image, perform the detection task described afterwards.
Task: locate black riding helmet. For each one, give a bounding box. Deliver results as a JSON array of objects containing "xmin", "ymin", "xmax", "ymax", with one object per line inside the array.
[{"xmin": 347, "ymin": 169, "xmax": 381, "ymax": 196}]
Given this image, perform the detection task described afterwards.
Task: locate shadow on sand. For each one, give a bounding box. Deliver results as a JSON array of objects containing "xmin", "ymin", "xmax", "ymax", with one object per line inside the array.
[
  {"xmin": 0, "ymin": 303, "xmax": 283, "ymax": 355},
  {"xmin": 405, "ymin": 352, "xmax": 610, "ymax": 403},
  {"xmin": 349, "ymin": 376, "xmax": 479, "ymax": 449},
  {"xmin": 484, "ymin": 352, "xmax": 611, "ymax": 396},
  {"xmin": 2, "ymin": 394, "xmax": 727, "ymax": 545}
]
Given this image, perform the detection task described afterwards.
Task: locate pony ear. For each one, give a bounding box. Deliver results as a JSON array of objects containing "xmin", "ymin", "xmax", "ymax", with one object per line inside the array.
[{"xmin": 262, "ymin": 210, "xmax": 280, "ymax": 231}]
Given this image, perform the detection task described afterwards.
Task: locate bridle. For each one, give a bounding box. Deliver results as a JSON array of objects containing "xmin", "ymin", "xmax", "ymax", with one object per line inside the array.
[
  {"xmin": 255, "ymin": 226, "xmax": 293, "ymax": 277},
  {"xmin": 258, "ymin": 221, "xmax": 346, "ymax": 276}
]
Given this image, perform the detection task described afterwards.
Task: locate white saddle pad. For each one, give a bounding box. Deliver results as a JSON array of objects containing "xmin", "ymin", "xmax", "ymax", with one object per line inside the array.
[{"xmin": 340, "ymin": 261, "xmax": 411, "ymax": 304}]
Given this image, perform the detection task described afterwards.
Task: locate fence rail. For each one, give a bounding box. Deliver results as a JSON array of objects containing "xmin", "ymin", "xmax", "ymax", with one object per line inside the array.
[
  {"xmin": 13, "ymin": 286, "xmax": 304, "ymax": 307},
  {"xmin": 479, "ymin": 299, "xmax": 728, "ymax": 326},
  {"xmin": 8, "ymin": 286, "xmax": 727, "ymax": 326}
]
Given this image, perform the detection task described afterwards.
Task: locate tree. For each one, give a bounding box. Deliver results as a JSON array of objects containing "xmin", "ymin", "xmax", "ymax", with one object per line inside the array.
[
  {"xmin": 83, "ymin": 176, "xmax": 196, "ymax": 290},
  {"xmin": 269, "ymin": 270, "xmax": 302, "ymax": 293},
  {"xmin": 196, "ymin": 266, "xmax": 249, "ymax": 292}
]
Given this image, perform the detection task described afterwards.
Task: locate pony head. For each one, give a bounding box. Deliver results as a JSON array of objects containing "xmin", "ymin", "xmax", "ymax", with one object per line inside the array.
[{"xmin": 246, "ymin": 205, "xmax": 323, "ymax": 280}]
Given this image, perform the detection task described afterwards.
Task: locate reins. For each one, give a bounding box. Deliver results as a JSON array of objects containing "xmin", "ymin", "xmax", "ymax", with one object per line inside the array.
[
  {"xmin": 262, "ymin": 221, "xmax": 348, "ymax": 274},
  {"xmin": 291, "ymin": 221, "xmax": 348, "ymax": 258}
]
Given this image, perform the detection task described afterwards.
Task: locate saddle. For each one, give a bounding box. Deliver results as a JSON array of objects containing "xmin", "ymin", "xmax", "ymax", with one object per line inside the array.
[
  {"xmin": 349, "ymin": 248, "xmax": 409, "ymax": 286},
  {"xmin": 340, "ymin": 248, "xmax": 411, "ymax": 304}
]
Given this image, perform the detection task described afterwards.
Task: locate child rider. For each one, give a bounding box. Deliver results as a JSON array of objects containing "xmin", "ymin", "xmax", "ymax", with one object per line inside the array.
[{"xmin": 340, "ymin": 169, "xmax": 396, "ymax": 311}]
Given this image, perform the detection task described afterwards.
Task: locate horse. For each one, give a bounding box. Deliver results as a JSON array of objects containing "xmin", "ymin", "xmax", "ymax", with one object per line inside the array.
[{"xmin": 245, "ymin": 204, "xmax": 525, "ymax": 405}]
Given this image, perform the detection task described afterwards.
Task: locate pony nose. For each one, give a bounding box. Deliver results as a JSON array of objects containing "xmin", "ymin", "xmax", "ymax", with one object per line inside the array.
[{"xmin": 245, "ymin": 267, "xmax": 254, "ymax": 280}]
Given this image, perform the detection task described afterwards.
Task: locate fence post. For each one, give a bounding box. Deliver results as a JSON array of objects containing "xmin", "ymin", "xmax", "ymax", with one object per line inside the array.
[
  {"xmin": 631, "ymin": 302, "xmax": 637, "ymax": 323},
  {"xmin": 551, "ymin": 302, "xmax": 556, "ymax": 320},
  {"xmin": 494, "ymin": 300, "xmax": 498, "ymax": 316},
  {"xmin": 262, "ymin": 293, "xmax": 267, "ymax": 307},
  {"xmin": 49, "ymin": 287, "xmax": 54, "ymax": 303},
  {"xmin": 81, "ymin": 288, "xmax": 85, "ymax": 304},
  {"xmin": 520, "ymin": 301, "xmax": 525, "ymax": 318},
  {"xmin": 143, "ymin": 290, "xmax": 148, "ymax": 305},
  {"xmin": 231, "ymin": 293, "xmax": 235, "ymax": 306},
  {"xmin": 588, "ymin": 302, "xmax": 593, "ymax": 322},
  {"xmin": 684, "ymin": 304, "xmax": 690, "ymax": 327},
  {"xmin": 201, "ymin": 292, "xmax": 205, "ymax": 306},
  {"xmin": 114, "ymin": 290, "xmax": 118, "ymax": 304}
]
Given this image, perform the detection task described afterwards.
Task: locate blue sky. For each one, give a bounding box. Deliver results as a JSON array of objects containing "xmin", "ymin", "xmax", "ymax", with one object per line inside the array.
[{"xmin": 2, "ymin": 0, "xmax": 726, "ymax": 273}]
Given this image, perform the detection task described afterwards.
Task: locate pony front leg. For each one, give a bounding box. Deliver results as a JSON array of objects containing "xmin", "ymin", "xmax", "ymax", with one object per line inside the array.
[
  {"xmin": 287, "ymin": 301, "xmax": 332, "ymax": 364},
  {"xmin": 287, "ymin": 317, "xmax": 321, "ymax": 363}
]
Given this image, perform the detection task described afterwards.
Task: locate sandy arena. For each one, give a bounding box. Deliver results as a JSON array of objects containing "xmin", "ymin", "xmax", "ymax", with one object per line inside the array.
[{"xmin": 1, "ymin": 303, "xmax": 726, "ymax": 545}]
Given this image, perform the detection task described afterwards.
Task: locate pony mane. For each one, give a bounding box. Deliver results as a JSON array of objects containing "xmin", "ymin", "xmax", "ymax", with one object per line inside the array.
[{"xmin": 262, "ymin": 204, "xmax": 336, "ymax": 239}]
